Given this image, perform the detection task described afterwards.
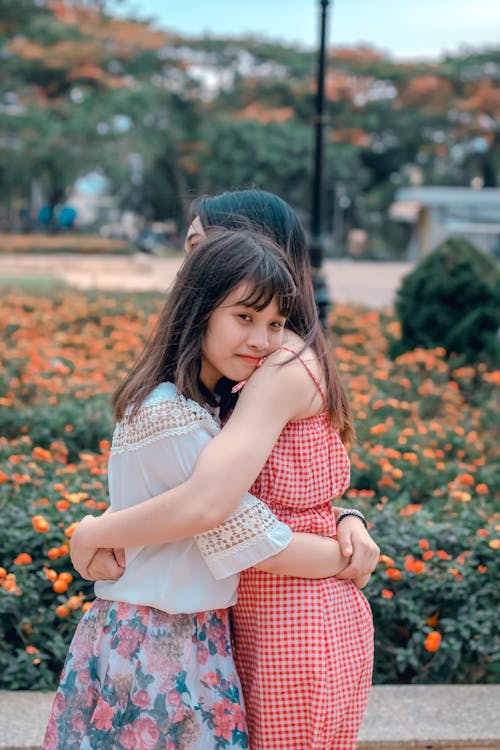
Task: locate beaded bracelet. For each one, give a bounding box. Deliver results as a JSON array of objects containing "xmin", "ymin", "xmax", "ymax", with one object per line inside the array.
[{"xmin": 336, "ymin": 508, "xmax": 368, "ymax": 529}]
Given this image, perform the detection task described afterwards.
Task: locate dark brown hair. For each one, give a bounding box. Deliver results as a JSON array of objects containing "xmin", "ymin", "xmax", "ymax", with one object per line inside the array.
[
  {"xmin": 112, "ymin": 228, "xmax": 297, "ymax": 421},
  {"xmin": 192, "ymin": 189, "xmax": 353, "ymax": 443}
]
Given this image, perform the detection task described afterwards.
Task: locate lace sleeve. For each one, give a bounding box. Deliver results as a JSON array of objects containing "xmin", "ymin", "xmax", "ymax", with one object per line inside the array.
[
  {"xmin": 195, "ymin": 494, "xmax": 293, "ymax": 580},
  {"xmin": 111, "ymin": 383, "xmax": 219, "ymax": 456}
]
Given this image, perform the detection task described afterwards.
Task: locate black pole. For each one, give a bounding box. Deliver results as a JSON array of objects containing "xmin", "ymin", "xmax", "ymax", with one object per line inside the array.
[{"xmin": 309, "ymin": 0, "xmax": 331, "ymax": 328}]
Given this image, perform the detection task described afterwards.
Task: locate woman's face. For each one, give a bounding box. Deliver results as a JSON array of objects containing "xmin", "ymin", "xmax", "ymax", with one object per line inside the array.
[
  {"xmin": 200, "ymin": 282, "xmax": 286, "ymax": 391},
  {"xmin": 184, "ymin": 216, "xmax": 206, "ymax": 254}
]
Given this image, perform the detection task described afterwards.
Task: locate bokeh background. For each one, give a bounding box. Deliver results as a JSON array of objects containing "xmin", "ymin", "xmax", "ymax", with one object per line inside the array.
[{"xmin": 0, "ymin": 0, "xmax": 498, "ymax": 692}]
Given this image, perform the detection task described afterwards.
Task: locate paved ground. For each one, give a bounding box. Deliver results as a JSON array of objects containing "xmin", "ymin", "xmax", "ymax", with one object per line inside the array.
[
  {"xmin": 1, "ymin": 685, "xmax": 499, "ymax": 749},
  {"xmin": 0, "ymin": 253, "xmax": 415, "ymax": 308}
]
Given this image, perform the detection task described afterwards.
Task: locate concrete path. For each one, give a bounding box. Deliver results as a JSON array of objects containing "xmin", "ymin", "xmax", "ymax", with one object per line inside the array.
[
  {"xmin": 1, "ymin": 685, "xmax": 499, "ymax": 749},
  {"xmin": 0, "ymin": 253, "xmax": 414, "ymax": 308}
]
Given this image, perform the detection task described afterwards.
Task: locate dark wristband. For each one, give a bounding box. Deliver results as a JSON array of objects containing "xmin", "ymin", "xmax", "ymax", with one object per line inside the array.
[{"xmin": 336, "ymin": 508, "xmax": 368, "ymax": 529}]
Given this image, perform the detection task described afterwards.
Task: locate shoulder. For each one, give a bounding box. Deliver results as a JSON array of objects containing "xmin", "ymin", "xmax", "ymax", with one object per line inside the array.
[
  {"xmin": 264, "ymin": 331, "xmax": 323, "ymax": 390},
  {"xmin": 233, "ymin": 346, "xmax": 321, "ymax": 423},
  {"xmin": 114, "ymin": 382, "xmax": 219, "ymax": 450}
]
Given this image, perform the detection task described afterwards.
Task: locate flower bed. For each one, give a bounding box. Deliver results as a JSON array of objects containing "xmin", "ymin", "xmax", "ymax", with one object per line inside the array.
[
  {"xmin": 0, "ymin": 233, "xmax": 134, "ymax": 255},
  {"xmin": 0, "ymin": 290, "xmax": 498, "ymax": 688}
]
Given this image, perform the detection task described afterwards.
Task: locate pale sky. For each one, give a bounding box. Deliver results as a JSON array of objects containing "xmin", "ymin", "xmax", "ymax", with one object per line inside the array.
[{"xmin": 111, "ymin": 0, "xmax": 500, "ymax": 60}]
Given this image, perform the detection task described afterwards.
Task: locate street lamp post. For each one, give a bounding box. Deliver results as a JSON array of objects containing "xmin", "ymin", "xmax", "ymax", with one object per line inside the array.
[{"xmin": 310, "ymin": 0, "xmax": 331, "ymax": 328}]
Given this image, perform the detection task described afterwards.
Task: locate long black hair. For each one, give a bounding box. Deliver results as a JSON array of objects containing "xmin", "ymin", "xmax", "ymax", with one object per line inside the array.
[
  {"xmin": 191, "ymin": 189, "xmax": 353, "ymax": 442},
  {"xmin": 113, "ymin": 228, "xmax": 297, "ymax": 421}
]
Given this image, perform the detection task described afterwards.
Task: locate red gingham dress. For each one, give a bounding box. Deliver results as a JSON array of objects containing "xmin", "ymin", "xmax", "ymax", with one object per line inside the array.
[{"xmin": 232, "ymin": 355, "xmax": 374, "ymax": 750}]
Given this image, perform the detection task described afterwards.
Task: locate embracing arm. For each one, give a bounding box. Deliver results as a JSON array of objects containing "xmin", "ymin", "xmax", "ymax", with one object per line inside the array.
[
  {"xmin": 257, "ymin": 533, "xmax": 348, "ymax": 578},
  {"xmin": 71, "ymin": 352, "xmax": 306, "ymax": 553}
]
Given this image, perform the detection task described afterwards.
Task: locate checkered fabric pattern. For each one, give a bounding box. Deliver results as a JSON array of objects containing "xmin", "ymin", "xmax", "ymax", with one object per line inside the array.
[{"xmin": 232, "ymin": 409, "xmax": 374, "ymax": 749}]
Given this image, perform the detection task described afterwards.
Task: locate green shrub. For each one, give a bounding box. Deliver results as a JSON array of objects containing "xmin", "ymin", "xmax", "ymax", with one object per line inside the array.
[
  {"xmin": 393, "ymin": 237, "xmax": 500, "ymax": 363},
  {"xmin": 0, "ymin": 437, "xmax": 107, "ymax": 689},
  {"xmin": 0, "ymin": 397, "xmax": 113, "ymax": 462},
  {"xmin": 360, "ymin": 505, "xmax": 499, "ymax": 684}
]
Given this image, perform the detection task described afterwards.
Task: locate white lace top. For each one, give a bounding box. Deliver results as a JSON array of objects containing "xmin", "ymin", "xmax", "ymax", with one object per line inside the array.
[{"xmin": 95, "ymin": 382, "xmax": 292, "ymax": 613}]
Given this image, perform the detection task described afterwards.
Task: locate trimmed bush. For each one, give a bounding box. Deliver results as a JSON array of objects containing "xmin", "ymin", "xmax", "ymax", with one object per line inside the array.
[{"xmin": 394, "ymin": 237, "xmax": 500, "ymax": 363}]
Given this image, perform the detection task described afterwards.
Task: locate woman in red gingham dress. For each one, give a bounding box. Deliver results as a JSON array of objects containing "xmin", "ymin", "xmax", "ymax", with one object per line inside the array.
[
  {"xmin": 232, "ymin": 349, "xmax": 374, "ymax": 750},
  {"xmin": 71, "ymin": 192, "xmax": 379, "ymax": 748}
]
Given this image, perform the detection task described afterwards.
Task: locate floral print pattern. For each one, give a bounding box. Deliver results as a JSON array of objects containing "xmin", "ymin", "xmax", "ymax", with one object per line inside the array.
[{"xmin": 43, "ymin": 599, "xmax": 249, "ymax": 749}]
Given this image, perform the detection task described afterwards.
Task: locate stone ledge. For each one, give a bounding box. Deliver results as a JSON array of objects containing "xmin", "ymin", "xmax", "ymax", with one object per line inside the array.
[
  {"xmin": 0, "ymin": 685, "xmax": 499, "ymax": 750},
  {"xmin": 357, "ymin": 685, "xmax": 500, "ymax": 750}
]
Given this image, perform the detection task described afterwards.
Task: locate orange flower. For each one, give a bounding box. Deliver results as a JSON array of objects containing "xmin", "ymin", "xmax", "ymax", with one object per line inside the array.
[
  {"xmin": 32, "ymin": 446, "xmax": 52, "ymax": 462},
  {"xmin": 65, "ymin": 492, "xmax": 89, "ymax": 504},
  {"xmin": 457, "ymin": 473, "xmax": 474, "ymax": 485},
  {"xmin": 403, "ymin": 452, "xmax": 418, "ymax": 463},
  {"xmin": 488, "ymin": 540, "xmax": 500, "ymax": 550},
  {"xmin": 0, "ymin": 470, "xmax": 9, "ymax": 484},
  {"xmin": 32, "ymin": 514, "xmax": 50, "ymax": 533},
  {"xmin": 370, "ymin": 423, "xmax": 388, "ymax": 435},
  {"xmin": 64, "ymin": 522, "xmax": 79, "ymax": 538},
  {"xmin": 424, "ymin": 631, "xmax": 442, "ymax": 652},
  {"xmin": 25, "ymin": 645, "xmax": 39, "ymax": 654},
  {"xmin": 419, "ymin": 539, "xmax": 430, "ymax": 550},
  {"xmin": 13, "ymin": 553, "xmax": 32, "ymax": 565},
  {"xmin": 379, "ymin": 476, "xmax": 395, "ymax": 487},
  {"xmin": 381, "ymin": 589, "xmax": 394, "ymax": 598},
  {"xmin": 437, "ymin": 550, "xmax": 451, "ymax": 560},
  {"xmin": 379, "ymin": 554, "xmax": 395, "ymax": 566},
  {"xmin": 0, "ymin": 567, "xmax": 6, "ymax": 579},
  {"xmin": 477, "ymin": 565, "xmax": 487, "ymax": 574},
  {"xmin": 405, "ymin": 556, "xmax": 425, "ymax": 574},
  {"xmin": 475, "ymin": 484, "xmax": 489, "ymax": 495},
  {"xmin": 399, "ymin": 504, "xmax": 422, "ymax": 517},
  {"xmin": 53, "ymin": 579, "xmax": 68, "ymax": 594},
  {"xmin": 386, "ymin": 568, "xmax": 402, "ymax": 580},
  {"xmin": 56, "ymin": 500, "xmax": 70, "ymax": 511},
  {"xmin": 426, "ymin": 613, "xmax": 439, "ymax": 628}
]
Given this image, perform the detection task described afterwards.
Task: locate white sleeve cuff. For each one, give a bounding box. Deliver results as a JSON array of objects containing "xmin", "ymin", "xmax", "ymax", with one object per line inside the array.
[{"xmin": 195, "ymin": 494, "xmax": 293, "ymax": 580}]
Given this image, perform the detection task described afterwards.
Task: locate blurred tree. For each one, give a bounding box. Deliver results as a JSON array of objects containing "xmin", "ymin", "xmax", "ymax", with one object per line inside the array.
[{"xmin": 0, "ymin": 1, "xmax": 498, "ymax": 248}]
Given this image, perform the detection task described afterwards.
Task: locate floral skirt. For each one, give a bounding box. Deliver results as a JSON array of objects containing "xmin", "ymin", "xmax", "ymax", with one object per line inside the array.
[{"xmin": 43, "ymin": 598, "xmax": 249, "ymax": 750}]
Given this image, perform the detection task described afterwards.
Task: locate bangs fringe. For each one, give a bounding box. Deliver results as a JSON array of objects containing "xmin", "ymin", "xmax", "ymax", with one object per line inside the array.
[{"xmin": 235, "ymin": 263, "xmax": 296, "ymax": 318}]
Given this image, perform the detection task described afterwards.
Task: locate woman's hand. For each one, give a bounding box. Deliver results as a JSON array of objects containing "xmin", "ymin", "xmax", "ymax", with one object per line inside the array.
[
  {"xmin": 70, "ymin": 515, "xmax": 104, "ymax": 579},
  {"xmin": 86, "ymin": 548, "xmax": 126, "ymax": 582},
  {"xmin": 333, "ymin": 512, "xmax": 380, "ymax": 586}
]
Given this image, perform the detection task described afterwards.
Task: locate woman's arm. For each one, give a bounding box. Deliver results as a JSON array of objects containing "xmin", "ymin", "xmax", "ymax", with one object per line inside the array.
[
  {"xmin": 332, "ymin": 508, "xmax": 380, "ymax": 580},
  {"xmin": 256, "ymin": 533, "xmax": 348, "ymax": 578},
  {"xmin": 80, "ymin": 518, "xmax": 375, "ymax": 584},
  {"xmin": 70, "ymin": 351, "xmax": 309, "ymax": 554}
]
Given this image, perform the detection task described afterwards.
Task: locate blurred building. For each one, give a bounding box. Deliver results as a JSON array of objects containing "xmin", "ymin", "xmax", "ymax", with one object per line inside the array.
[{"xmin": 390, "ymin": 187, "xmax": 500, "ymax": 259}]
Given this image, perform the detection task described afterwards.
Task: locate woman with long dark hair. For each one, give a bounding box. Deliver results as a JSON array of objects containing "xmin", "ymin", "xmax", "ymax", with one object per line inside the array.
[{"xmin": 71, "ymin": 191, "xmax": 377, "ymax": 749}]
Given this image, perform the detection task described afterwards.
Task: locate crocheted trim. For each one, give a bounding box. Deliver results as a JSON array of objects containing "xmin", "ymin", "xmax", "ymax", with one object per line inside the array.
[
  {"xmin": 111, "ymin": 385, "xmax": 219, "ymax": 455},
  {"xmin": 195, "ymin": 495, "xmax": 282, "ymax": 560}
]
